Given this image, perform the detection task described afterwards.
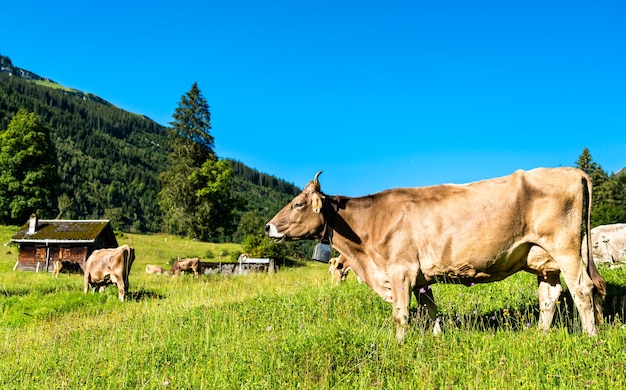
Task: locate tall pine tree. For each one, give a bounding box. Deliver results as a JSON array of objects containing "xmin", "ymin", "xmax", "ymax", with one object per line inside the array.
[
  {"xmin": 159, "ymin": 83, "xmax": 241, "ymax": 241},
  {"xmin": 576, "ymin": 146, "xmax": 608, "ymax": 188},
  {"xmin": 575, "ymin": 147, "xmax": 626, "ymax": 226},
  {"xmin": 0, "ymin": 109, "xmax": 59, "ymax": 224}
]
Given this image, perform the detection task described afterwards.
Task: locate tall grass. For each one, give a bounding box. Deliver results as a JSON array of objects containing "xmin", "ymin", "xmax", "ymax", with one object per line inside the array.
[{"xmin": 0, "ymin": 226, "xmax": 625, "ymax": 389}]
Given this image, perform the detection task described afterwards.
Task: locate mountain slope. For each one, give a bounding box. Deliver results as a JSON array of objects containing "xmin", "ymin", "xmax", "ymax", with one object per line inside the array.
[{"xmin": 0, "ymin": 55, "xmax": 299, "ymax": 236}]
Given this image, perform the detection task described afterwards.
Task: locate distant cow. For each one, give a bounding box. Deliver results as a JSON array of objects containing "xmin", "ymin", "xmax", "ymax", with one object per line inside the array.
[
  {"xmin": 53, "ymin": 260, "xmax": 82, "ymax": 277},
  {"xmin": 83, "ymin": 245, "xmax": 135, "ymax": 301},
  {"xmin": 170, "ymin": 257, "xmax": 200, "ymax": 277},
  {"xmin": 266, "ymin": 169, "xmax": 606, "ymax": 341},
  {"xmin": 145, "ymin": 264, "xmax": 166, "ymax": 275},
  {"xmin": 329, "ymin": 255, "xmax": 351, "ymax": 284},
  {"xmin": 53, "ymin": 259, "xmax": 63, "ymax": 277},
  {"xmin": 583, "ymin": 223, "xmax": 626, "ymax": 265}
]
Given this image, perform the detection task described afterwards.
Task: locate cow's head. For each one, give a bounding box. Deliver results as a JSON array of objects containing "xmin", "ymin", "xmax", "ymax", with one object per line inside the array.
[{"xmin": 265, "ymin": 171, "xmax": 326, "ymax": 242}]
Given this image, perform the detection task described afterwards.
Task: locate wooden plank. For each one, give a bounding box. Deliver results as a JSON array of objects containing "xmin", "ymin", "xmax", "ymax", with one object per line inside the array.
[{"xmin": 241, "ymin": 258, "xmax": 271, "ymax": 264}]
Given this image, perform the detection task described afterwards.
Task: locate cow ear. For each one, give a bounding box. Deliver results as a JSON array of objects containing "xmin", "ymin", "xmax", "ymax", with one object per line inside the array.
[{"xmin": 311, "ymin": 193, "xmax": 322, "ymax": 213}]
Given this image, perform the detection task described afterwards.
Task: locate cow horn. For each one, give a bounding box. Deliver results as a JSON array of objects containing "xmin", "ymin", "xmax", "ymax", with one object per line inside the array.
[
  {"xmin": 312, "ymin": 171, "xmax": 322, "ymax": 192},
  {"xmin": 304, "ymin": 171, "xmax": 323, "ymax": 193}
]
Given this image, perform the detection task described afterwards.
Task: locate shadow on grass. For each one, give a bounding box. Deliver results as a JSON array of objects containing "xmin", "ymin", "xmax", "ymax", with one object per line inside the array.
[
  {"xmin": 129, "ymin": 288, "xmax": 167, "ymax": 301},
  {"xmin": 604, "ymin": 281, "xmax": 626, "ymax": 322},
  {"xmin": 0, "ymin": 287, "xmax": 30, "ymax": 297},
  {"xmin": 409, "ymin": 281, "xmax": 626, "ymax": 334}
]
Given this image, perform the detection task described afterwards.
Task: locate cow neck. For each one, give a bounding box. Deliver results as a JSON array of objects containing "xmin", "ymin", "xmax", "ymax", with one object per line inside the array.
[{"xmin": 321, "ymin": 195, "xmax": 339, "ymax": 245}]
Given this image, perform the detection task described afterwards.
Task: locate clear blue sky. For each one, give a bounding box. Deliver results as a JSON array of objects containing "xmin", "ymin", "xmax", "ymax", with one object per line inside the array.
[{"xmin": 3, "ymin": 0, "xmax": 625, "ymax": 196}]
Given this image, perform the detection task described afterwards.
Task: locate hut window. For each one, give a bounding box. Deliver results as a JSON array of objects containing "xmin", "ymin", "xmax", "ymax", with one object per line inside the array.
[
  {"xmin": 60, "ymin": 248, "xmax": 71, "ymax": 259},
  {"xmin": 36, "ymin": 247, "xmax": 46, "ymax": 260}
]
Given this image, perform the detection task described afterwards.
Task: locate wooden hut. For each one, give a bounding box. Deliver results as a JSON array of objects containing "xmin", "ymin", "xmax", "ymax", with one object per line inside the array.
[{"xmin": 11, "ymin": 214, "xmax": 118, "ymax": 273}]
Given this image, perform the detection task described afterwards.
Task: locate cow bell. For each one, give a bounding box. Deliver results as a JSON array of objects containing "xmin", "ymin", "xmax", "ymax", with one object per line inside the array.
[{"xmin": 312, "ymin": 243, "xmax": 332, "ymax": 263}]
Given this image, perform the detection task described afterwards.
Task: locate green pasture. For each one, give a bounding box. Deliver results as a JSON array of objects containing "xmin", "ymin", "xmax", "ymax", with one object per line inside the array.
[{"xmin": 0, "ymin": 225, "xmax": 625, "ymax": 389}]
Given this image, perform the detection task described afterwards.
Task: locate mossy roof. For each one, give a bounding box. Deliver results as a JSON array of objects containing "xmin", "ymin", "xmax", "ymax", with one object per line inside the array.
[{"xmin": 11, "ymin": 220, "xmax": 117, "ymax": 245}]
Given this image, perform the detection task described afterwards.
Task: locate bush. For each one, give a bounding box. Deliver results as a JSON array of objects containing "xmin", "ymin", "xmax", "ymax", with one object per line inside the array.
[{"xmin": 242, "ymin": 234, "xmax": 283, "ymax": 258}]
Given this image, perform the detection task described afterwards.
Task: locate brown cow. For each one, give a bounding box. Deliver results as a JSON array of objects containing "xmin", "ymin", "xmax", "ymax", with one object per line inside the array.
[
  {"xmin": 266, "ymin": 169, "xmax": 606, "ymax": 341},
  {"xmin": 329, "ymin": 255, "xmax": 351, "ymax": 285},
  {"xmin": 145, "ymin": 264, "xmax": 166, "ymax": 275},
  {"xmin": 53, "ymin": 259, "xmax": 82, "ymax": 277},
  {"xmin": 83, "ymin": 245, "xmax": 135, "ymax": 302},
  {"xmin": 170, "ymin": 257, "xmax": 200, "ymax": 277}
]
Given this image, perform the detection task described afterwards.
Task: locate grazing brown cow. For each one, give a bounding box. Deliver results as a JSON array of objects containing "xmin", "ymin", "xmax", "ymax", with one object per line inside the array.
[
  {"xmin": 170, "ymin": 257, "xmax": 200, "ymax": 277},
  {"xmin": 266, "ymin": 169, "xmax": 606, "ymax": 341},
  {"xmin": 328, "ymin": 255, "xmax": 351, "ymax": 285},
  {"xmin": 145, "ymin": 264, "xmax": 166, "ymax": 275},
  {"xmin": 83, "ymin": 245, "xmax": 135, "ymax": 302},
  {"xmin": 53, "ymin": 260, "xmax": 82, "ymax": 277}
]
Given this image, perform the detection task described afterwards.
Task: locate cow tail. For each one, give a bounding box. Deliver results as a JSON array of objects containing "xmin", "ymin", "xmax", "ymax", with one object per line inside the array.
[
  {"xmin": 584, "ymin": 175, "xmax": 606, "ymax": 296},
  {"xmin": 583, "ymin": 174, "xmax": 606, "ymax": 327},
  {"xmin": 123, "ymin": 246, "xmax": 131, "ymax": 293}
]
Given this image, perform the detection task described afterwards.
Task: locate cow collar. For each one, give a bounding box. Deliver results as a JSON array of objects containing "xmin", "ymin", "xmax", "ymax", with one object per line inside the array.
[{"xmin": 320, "ymin": 195, "xmax": 340, "ymax": 245}]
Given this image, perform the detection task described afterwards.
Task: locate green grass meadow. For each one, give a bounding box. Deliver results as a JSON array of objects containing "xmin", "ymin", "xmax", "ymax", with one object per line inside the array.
[{"xmin": 1, "ymin": 225, "xmax": 625, "ymax": 389}]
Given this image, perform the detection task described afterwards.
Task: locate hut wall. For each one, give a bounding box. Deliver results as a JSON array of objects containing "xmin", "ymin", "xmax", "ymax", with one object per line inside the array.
[{"xmin": 17, "ymin": 244, "xmax": 89, "ymax": 273}]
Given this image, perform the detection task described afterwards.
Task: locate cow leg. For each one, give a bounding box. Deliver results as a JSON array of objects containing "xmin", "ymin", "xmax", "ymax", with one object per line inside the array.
[
  {"xmin": 117, "ymin": 282, "xmax": 125, "ymax": 301},
  {"xmin": 53, "ymin": 260, "xmax": 61, "ymax": 278},
  {"xmin": 557, "ymin": 257, "xmax": 599, "ymax": 335},
  {"xmin": 414, "ymin": 286, "xmax": 441, "ymax": 335},
  {"xmin": 537, "ymin": 273, "xmax": 563, "ymax": 331},
  {"xmin": 84, "ymin": 278, "xmax": 89, "ymax": 294},
  {"xmin": 390, "ymin": 271, "xmax": 413, "ymax": 342}
]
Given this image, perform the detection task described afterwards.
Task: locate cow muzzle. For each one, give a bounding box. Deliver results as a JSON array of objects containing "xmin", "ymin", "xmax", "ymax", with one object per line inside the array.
[{"xmin": 265, "ymin": 223, "xmax": 285, "ymax": 242}]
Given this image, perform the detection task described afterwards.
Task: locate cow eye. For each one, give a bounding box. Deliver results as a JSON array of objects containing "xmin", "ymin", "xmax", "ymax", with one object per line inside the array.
[{"xmin": 293, "ymin": 202, "xmax": 304, "ymax": 209}]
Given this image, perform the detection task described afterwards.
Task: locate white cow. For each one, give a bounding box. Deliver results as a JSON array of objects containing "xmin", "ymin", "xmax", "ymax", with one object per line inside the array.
[{"xmin": 583, "ymin": 223, "xmax": 626, "ymax": 265}]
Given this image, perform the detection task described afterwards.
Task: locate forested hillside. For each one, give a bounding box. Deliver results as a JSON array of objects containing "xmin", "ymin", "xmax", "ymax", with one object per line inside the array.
[{"xmin": 0, "ymin": 56, "xmax": 300, "ymax": 237}]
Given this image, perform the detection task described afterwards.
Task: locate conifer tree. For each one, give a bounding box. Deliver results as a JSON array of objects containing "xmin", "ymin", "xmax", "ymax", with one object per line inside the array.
[
  {"xmin": 0, "ymin": 109, "xmax": 58, "ymax": 224},
  {"xmin": 159, "ymin": 83, "xmax": 241, "ymax": 240},
  {"xmin": 576, "ymin": 146, "xmax": 608, "ymax": 187},
  {"xmin": 575, "ymin": 147, "xmax": 626, "ymax": 226}
]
